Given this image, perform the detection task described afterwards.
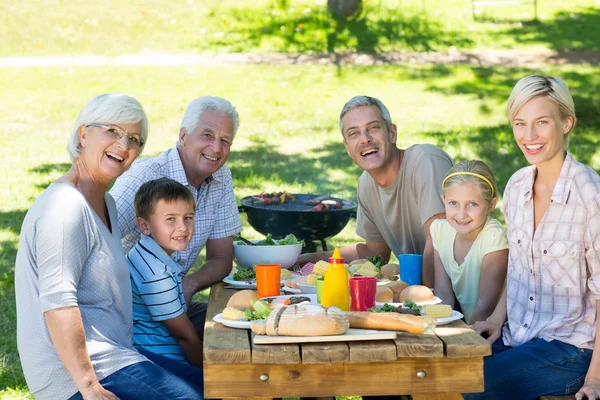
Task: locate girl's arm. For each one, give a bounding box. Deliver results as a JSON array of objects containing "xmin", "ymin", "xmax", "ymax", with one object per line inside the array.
[
  {"xmin": 433, "ymin": 249, "xmax": 455, "ymax": 309},
  {"xmin": 575, "ymin": 300, "xmax": 600, "ymax": 400},
  {"xmin": 469, "ymin": 249, "xmax": 508, "ymax": 324}
]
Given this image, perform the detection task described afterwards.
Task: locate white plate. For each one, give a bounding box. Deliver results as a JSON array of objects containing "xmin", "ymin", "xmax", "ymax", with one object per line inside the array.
[
  {"xmin": 436, "ymin": 310, "xmax": 464, "ymax": 326},
  {"xmin": 222, "ymin": 275, "xmax": 285, "ymax": 289},
  {"xmin": 297, "ymin": 283, "xmax": 317, "ymax": 294},
  {"xmin": 213, "ymin": 313, "xmax": 251, "ymax": 329},
  {"xmin": 281, "ymin": 286, "xmax": 302, "ymax": 294},
  {"xmin": 376, "ymin": 296, "xmax": 443, "ymax": 307},
  {"xmin": 261, "ymin": 294, "xmax": 318, "ymax": 305}
]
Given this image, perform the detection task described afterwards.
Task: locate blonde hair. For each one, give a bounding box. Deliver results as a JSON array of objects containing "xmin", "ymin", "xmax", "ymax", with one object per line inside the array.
[
  {"xmin": 507, "ymin": 75, "xmax": 576, "ymax": 147},
  {"xmin": 442, "ymin": 160, "xmax": 498, "ymax": 206}
]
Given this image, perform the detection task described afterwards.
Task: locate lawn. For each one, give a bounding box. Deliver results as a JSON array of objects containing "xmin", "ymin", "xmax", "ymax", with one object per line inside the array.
[
  {"xmin": 1, "ymin": 62, "xmax": 600, "ymax": 397},
  {"xmin": 2, "ymin": 0, "xmax": 599, "ymax": 56}
]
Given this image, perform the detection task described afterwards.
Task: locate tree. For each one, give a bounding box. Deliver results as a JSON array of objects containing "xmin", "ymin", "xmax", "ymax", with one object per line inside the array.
[{"xmin": 327, "ymin": 0, "xmax": 363, "ymax": 20}]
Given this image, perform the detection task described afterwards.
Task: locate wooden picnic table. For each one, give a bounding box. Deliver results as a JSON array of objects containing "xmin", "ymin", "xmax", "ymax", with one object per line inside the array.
[{"xmin": 204, "ymin": 283, "xmax": 491, "ymax": 399}]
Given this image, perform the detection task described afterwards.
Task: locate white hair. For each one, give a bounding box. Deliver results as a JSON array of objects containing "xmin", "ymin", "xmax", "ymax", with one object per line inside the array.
[
  {"xmin": 179, "ymin": 96, "xmax": 239, "ymax": 143},
  {"xmin": 339, "ymin": 95, "xmax": 393, "ymax": 135},
  {"xmin": 67, "ymin": 93, "xmax": 149, "ymax": 161}
]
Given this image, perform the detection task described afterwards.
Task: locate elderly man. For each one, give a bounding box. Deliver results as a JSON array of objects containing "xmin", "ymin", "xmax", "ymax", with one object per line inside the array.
[
  {"xmin": 297, "ymin": 96, "xmax": 452, "ymax": 287},
  {"xmin": 111, "ymin": 96, "xmax": 242, "ymax": 335}
]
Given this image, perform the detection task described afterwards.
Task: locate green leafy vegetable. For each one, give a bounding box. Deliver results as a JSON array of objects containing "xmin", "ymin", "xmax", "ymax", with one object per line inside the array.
[
  {"xmin": 245, "ymin": 300, "xmax": 273, "ymax": 321},
  {"xmin": 367, "ymin": 255, "xmax": 385, "ymax": 270},
  {"xmin": 277, "ymin": 233, "xmax": 305, "ymax": 246},
  {"xmin": 367, "ymin": 303, "xmax": 398, "ymax": 313},
  {"xmin": 254, "ymin": 233, "xmax": 277, "ymax": 246},
  {"xmin": 233, "ymin": 268, "xmax": 256, "ymax": 281},
  {"xmin": 403, "ymin": 299, "xmax": 422, "ymax": 311}
]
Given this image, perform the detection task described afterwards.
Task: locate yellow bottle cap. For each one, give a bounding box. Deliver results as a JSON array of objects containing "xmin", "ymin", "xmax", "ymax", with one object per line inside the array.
[
  {"xmin": 332, "ymin": 248, "xmax": 341, "ymax": 258},
  {"xmin": 329, "ymin": 247, "xmax": 344, "ymax": 265}
]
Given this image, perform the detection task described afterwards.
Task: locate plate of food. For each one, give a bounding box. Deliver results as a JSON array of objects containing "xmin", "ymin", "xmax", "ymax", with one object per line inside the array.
[
  {"xmin": 376, "ymin": 296, "xmax": 442, "ymax": 308},
  {"xmin": 435, "ymin": 310, "xmax": 464, "ymax": 326},
  {"xmin": 261, "ymin": 294, "xmax": 318, "ymax": 305},
  {"xmin": 213, "ymin": 313, "xmax": 251, "ymax": 329},
  {"xmin": 281, "ymin": 286, "xmax": 302, "ymax": 294}
]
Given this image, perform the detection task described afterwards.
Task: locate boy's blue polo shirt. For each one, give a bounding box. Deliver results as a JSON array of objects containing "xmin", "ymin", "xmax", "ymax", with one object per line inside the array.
[{"xmin": 127, "ymin": 235, "xmax": 187, "ymax": 361}]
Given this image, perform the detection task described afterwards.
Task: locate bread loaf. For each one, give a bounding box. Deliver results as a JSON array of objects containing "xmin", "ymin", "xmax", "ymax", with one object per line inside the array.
[
  {"xmin": 399, "ymin": 285, "xmax": 434, "ymax": 303},
  {"xmin": 345, "ymin": 312, "xmax": 435, "ymax": 334},
  {"xmin": 261, "ymin": 304, "xmax": 349, "ymax": 336},
  {"xmin": 376, "ymin": 286, "xmax": 394, "ymax": 302},
  {"xmin": 385, "ymin": 280, "xmax": 409, "ymax": 302}
]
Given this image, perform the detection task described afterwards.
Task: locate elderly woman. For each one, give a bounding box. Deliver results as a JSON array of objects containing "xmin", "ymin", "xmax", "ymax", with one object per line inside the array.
[
  {"xmin": 466, "ymin": 76, "xmax": 600, "ymax": 399},
  {"xmin": 15, "ymin": 94, "xmax": 203, "ymax": 400}
]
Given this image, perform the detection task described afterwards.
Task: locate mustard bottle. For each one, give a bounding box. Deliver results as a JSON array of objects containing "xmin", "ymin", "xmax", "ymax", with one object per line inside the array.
[{"xmin": 321, "ymin": 248, "xmax": 350, "ymax": 311}]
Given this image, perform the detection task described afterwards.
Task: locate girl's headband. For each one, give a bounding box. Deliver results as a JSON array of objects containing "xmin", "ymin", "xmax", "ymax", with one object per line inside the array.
[{"xmin": 442, "ymin": 172, "xmax": 495, "ymax": 196}]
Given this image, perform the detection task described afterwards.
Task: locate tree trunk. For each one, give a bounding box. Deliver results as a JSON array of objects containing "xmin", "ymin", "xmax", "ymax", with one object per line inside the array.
[{"xmin": 327, "ymin": 0, "xmax": 363, "ymax": 20}]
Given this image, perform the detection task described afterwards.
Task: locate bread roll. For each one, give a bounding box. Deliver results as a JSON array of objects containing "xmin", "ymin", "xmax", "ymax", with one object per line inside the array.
[
  {"xmin": 399, "ymin": 285, "xmax": 434, "ymax": 303},
  {"xmin": 226, "ymin": 290, "xmax": 259, "ymax": 310},
  {"xmin": 385, "ymin": 280, "xmax": 409, "ymax": 302},
  {"xmin": 262, "ymin": 304, "xmax": 349, "ymax": 336},
  {"xmin": 376, "ymin": 286, "xmax": 394, "ymax": 302},
  {"xmin": 345, "ymin": 312, "xmax": 435, "ymax": 334},
  {"xmin": 380, "ymin": 263, "xmax": 399, "ymax": 278}
]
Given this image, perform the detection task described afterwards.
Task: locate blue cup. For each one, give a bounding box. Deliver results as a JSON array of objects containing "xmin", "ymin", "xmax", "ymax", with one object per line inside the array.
[{"xmin": 399, "ymin": 254, "xmax": 423, "ymax": 286}]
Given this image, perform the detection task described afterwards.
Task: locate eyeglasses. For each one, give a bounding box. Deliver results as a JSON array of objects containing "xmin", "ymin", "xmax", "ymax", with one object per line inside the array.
[{"xmin": 85, "ymin": 123, "xmax": 145, "ymax": 148}]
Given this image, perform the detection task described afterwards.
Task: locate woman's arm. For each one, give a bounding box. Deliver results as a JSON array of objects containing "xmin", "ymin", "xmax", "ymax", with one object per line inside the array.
[
  {"xmin": 162, "ymin": 314, "xmax": 204, "ymax": 368},
  {"xmin": 45, "ymin": 307, "xmax": 118, "ymax": 400},
  {"xmin": 471, "ymin": 286, "xmax": 508, "ymax": 343},
  {"xmin": 433, "ymin": 249, "xmax": 455, "ymax": 309},
  {"xmin": 469, "ymin": 249, "xmax": 508, "ymax": 324},
  {"xmin": 575, "ymin": 300, "xmax": 600, "ymax": 400}
]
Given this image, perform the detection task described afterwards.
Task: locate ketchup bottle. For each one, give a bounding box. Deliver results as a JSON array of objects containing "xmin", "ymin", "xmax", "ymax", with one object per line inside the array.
[{"xmin": 321, "ymin": 248, "xmax": 350, "ymax": 311}]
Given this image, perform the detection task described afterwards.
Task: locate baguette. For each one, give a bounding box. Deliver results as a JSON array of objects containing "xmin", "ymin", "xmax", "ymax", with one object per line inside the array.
[
  {"xmin": 345, "ymin": 312, "xmax": 436, "ymax": 334},
  {"xmin": 262, "ymin": 304, "xmax": 349, "ymax": 336}
]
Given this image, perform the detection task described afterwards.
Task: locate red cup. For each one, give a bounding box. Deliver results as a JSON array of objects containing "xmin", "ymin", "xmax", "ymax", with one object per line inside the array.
[{"xmin": 349, "ymin": 276, "xmax": 377, "ymax": 311}]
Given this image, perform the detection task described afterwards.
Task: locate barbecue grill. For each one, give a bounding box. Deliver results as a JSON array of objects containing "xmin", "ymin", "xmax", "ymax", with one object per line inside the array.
[{"xmin": 238, "ymin": 194, "xmax": 357, "ymax": 252}]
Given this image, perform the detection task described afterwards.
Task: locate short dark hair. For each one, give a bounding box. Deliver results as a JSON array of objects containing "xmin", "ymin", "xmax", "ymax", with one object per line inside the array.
[{"xmin": 134, "ymin": 178, "xmax": 195, "ymax": 220}]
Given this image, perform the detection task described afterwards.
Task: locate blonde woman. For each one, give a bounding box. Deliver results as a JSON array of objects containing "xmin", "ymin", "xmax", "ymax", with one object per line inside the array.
[{"xmin": 467, "ymin": 76, "xmax": 600, "ymax": 400}]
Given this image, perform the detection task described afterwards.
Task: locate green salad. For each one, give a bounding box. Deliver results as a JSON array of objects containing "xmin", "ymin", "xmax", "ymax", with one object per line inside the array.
[{"xmin": 236, "ymin": 233, "xmax": 304, "ymax": 246}]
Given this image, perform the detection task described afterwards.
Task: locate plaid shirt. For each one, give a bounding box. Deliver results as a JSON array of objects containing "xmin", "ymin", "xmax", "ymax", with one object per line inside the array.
[
  {"xmin": 110, "ymin": 147, "xmax": 242, "ymax": 273},
  {"xmin": 502, "ymin": 152, "xmax": 600, "ymax": 350}
]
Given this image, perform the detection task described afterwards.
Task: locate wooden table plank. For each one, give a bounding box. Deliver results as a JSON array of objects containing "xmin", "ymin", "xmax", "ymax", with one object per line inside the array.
[
  {"xmin": 348, "ymin": 340, "xmax": 397, "ymax": 362},
  {"xmin": 204, "ymin": 358, "xmax": 483, "ymax": 398},
  {"xmin": 395, "ymin": 332, "xmax": 444, "ymax": 358},
  {"xmin": 204, "ymin": 283, "xmax": 252, "ymax": 364},
  {"xmin": 251, "ymin": 332, "xmax": 301, "ymax": 364},
  {"xmin": 301, "ymin": 342, "xmax": 349, "ymax": 364},
  {"xmin": 434, "ymin": 320, "xmax": 491, "ymax": 358}
]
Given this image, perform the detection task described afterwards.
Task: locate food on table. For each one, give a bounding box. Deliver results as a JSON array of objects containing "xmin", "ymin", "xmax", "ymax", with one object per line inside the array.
[
  {"xmin": 262, "ymin": 295, "xmax": 312, "ymax": 306},
  {"xmin": 253, "ymin": 304, "xmax": 349, "ymax": 336},
  {"xmin": 300, "ymin": 262, "xmax": 315, "ymax": 276},
  {"xmin": 367, "ymin": 303, "xmax": 421, "ymax": 316},
  {"xmin": 403, "ymin": 299, "xmax": 422, "ymax": 311},
  {"xmin": 399, "ymin": 285, "xmax": 434, "ymax": 303},
  {"xmin": 305, "ymin": 274, "xmax": 318, "ymax": 286},
  {"xmin": 385, "ymin": 280, "xmax": 409, "ymax": 302},
  {"xmin": 280, "ymin": 269, "xmax": 292, "ymax": 280},
  {"xmin": 245, "ymin": 299, "xmax": 273, "ymax": 321},
  {"xmin": 254, "ymin": 191, "xmax": 296, "ymax": 205},
  {"xmin": 233, "ymin": 267, "xmax": 256, "ymax": 281},
  {"xmin": 380, "ymin": 263, "xmax": 400, "ymax": 278},
  {"xmin": 375, "ymin": 286, "xmax": 394, "ymax": 302},
  {"xmin": 423, "ymin": 304, "xmax": 453, "ymax": 318},
  {"xmin": 313, "ymin": 260, "xmax": 330, "ymax": 277},
  {"xmin": 284, "ymin": 275, "xmax": 308, "ymax": 289},
  {"xmin": 222, "ymin": 307, "xmax": 247, "ymax": 321},
  {"xmin": 350, "ymin": 261, "xmax": 379, "ymax": 277},
  {"xmin": 226, "ymin": 290, "xmax": 260, "ymax": 310},
  {"xmin": 250, "ymin": 319, "xmax": 267, "ymax": 334},
  {"xmin": 349, "ymin": 258, "xmax": 369, "ymax": 266},
  {"xmin": 234, "ymin": 233, "xmax": 304, "ymax": 247},
  {"xmin": 345, "ymin": 311, "xmax": 435, "ymax": 334},
  {"xmin": 367, "ymin": 255, "xmax": 386, "ymax": 270}
]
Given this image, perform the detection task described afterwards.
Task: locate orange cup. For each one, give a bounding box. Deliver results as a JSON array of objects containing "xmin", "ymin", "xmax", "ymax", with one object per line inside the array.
[{"xmin": 255, "ymin": 264, "xmax": 281, "ymax": 298}]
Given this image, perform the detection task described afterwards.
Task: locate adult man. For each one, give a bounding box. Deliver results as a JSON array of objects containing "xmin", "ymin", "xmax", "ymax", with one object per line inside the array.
[
  {"xmin": 111, "ymin": 96, "xmax": 242, "ymax": 334},
  {"xmin": 297, "ymin": 96, "xmax": 452, "ymax": 287}
]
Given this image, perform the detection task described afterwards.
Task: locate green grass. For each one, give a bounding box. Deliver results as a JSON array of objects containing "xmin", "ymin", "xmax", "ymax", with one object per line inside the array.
[
  {"xmin": 2, "ymin": 63, "xmax": 600, "ymax": 395},
  {"xmin": 2, "ymin": 0, "xmax": 599, "ymax": 56}
]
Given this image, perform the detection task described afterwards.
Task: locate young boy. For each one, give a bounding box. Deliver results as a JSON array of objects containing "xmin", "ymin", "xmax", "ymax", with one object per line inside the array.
[{"xmin": 127, "ymin": 177, "xmax": 204, "ymax": 378}]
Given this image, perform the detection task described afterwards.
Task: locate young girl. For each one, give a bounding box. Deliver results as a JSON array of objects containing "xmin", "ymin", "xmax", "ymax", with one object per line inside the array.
[{"xmin": 431, "ymin": 160, "xmax": 508, "ymax": 324}]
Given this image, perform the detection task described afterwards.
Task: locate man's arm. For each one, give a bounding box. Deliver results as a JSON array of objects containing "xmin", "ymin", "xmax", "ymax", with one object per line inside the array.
[
  {"xmin": 162, "ymin": 314, "xmax": 204, "ymax": 368},
  {"xmin": 45, "ymin": 307, "xmax": 118, "ymax": 400},
  {"xmin": 295, "ymin": 241, "xmax": 391, "ymax": 267},
  {"xmin": 422, "ymin": 212, "xmax": 445, "ymax": 288},
  {"xmin": 182, "ymin": 236, "xmax": 234, "ymax": 306},
  {"xmin": 575, "ymin": 300, "xmax": 600, "ymax": 400}
]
